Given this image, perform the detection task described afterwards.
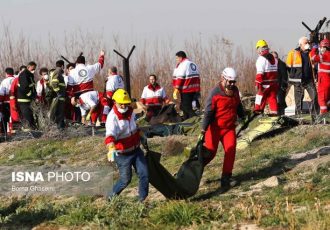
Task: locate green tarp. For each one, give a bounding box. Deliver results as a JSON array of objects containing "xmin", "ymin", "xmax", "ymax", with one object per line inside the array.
[
  {"xmin": 146, "ymin": 140, "xmax": 205, "ymax": 199},
  {"xmin": 140, "ymin": 116, "xmax": 202, "ymax": 138}
]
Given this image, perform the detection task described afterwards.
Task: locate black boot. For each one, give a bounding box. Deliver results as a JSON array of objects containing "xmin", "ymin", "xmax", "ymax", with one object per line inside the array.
[{"xmin": 220, "ymin": 173, "xmax": 237, "ymax": 188}]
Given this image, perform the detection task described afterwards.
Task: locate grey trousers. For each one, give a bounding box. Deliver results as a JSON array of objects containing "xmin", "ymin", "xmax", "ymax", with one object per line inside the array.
[{"xmin": 293, "ymin": 81, "xmax": 319, "ymax": 118}]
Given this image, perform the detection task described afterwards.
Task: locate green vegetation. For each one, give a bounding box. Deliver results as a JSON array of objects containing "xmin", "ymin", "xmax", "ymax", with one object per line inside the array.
[
  {"xmin": 0, "ymin": 136, "xmax": 105, "ymax": 165},
  {"xmin": 0, "ymin": 125, "xmax": 329, "ymax": 229}
]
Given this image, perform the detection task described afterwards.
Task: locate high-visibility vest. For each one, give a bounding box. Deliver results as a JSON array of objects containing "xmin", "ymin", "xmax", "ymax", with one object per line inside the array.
[{"xmin": 286, "ymin": 49, "xmax": 313, "ymax": 83}]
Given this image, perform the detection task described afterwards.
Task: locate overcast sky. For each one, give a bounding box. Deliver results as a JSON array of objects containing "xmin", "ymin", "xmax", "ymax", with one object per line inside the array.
[{"xmin": 1, "ymin": 0, "xmax": 329, "ymax": 56}]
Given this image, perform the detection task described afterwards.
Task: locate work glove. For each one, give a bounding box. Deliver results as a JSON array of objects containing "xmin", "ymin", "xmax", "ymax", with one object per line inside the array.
[
  {"xmin": 107, "ymin": 144, "xmax": 116, "ymax": 162},
  {"xmin": 86, "ymin": 111, "xmax": 91, "ymax": 121},
  {"xmin": 140, "ymin": 130, "xmax": 148, "ymax": 150},
  {"xmin": 173, "ymin": 88, "xmax": 180, "ymax": 100},
  {"xmin": 198, "ymin": 131, "xmax": 205, "ymax": 142}
]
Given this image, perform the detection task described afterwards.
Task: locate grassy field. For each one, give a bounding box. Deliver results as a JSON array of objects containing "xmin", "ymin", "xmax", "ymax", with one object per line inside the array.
[{"xmin": 0, "ymin": 125, "xmax": 329, "ymax": 229}]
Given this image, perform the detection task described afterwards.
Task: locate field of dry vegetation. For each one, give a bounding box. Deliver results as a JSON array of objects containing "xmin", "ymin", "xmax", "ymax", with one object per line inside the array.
[
  {"xmin": 0, "ymin": 125, "xmax": 329, "ymax": 229},
  {"xmin": 2, "ymin": 25, "xmax": 329, "ymax": 229},
  {"xmin": 0, "ymin": 25, "xmax": 257, "ymax": 106}
]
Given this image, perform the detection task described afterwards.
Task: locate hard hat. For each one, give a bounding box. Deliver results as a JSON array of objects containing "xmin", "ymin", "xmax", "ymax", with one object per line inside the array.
[
  {"xmin": 256, "ymin": 40, "xmax": 268, "ymax": 49},
  {"xmin": 222, "ymin": 67, "xmax": 237, "ymax": 81},
  {"xmin": 112, "ymin": 89, "xmax": 132, "ymax": 104},
  {"xmin": 320, "ymin": 38, "xmax": 330, "ymax": 48}
]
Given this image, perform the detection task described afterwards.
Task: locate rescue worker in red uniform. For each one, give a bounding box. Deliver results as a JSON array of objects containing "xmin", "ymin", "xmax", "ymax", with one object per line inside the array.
[
  {"xmin": 0, "ymin": 68, "xmax": 15, "ymax": 134},
  {"xmin": 67, "ymin": 50, "xmax": 105, "ymax": 97},
  {"xmin": 105, "ymin": 89, "xmax": 148, "ymax": 201},
  {"xmin": 311, "ymin": 38, "xmax": 330, "ymax": 114},
  {"xmin": 9, "ymin": 75, "xmax": 20, "ymax": 123},
  {"xmin": 140, "ymin": 74, "xmax": 169, "ymax": 121},
  {"xmin": 36, "ymin": 68, "xmax": 49, "ymax": 105},
  {"xmin": 103, "ymin": 66, "xmax": 124, "ymax": 123},
  {"xmin": 172, "ymin": 51, "xmax": 200, "ymax": 120},
  {"xmin": 71, "ymin": 90, "xmax": 105, "ymax": 126},
  {"xmin": 254, "ymin": 40, "xmax": 279, "ymax": 115},
  {"xmin": 64, "ymin": 63, "xmax": 81, "ymax": 122},
  {"xmin": 201, "ymin": 67, "xmax": 245, "ymax": 188},
  {"xmin": 9, "ymin": 66, "xmax": 27, "ymax": 125}
]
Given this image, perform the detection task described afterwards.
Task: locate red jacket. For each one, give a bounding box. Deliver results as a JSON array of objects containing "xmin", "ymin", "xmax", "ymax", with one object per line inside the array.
[
  {"xmin": 172, "ymin": 59, "xmax": 200, "ymax": 93},
  {"xmin": 105, "ymin": 106, "xmax": 140, "ymax": 153},
  {"xmin": 311, "ymin": 48, "xmax": 330, "ymax": 78},
  {"xmin": 202, "ymin": 84, "xmax": 245, "ymax": 130},
  {"xmin": 255, "ymin": 53, "xmax": 278, "ymax": 85},
  {"xmin": 140, "ymin": 83, "xmax": 168, "ymax": 106}
]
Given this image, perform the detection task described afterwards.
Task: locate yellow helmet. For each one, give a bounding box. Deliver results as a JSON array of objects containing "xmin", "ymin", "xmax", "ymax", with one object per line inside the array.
[
  {"xmin": 256, "ymin": 40, "xmax": 268, "ymax": 49},
  {"xmin": 112, "ymin": 89, "xmax": 132, "ymax": 104}
]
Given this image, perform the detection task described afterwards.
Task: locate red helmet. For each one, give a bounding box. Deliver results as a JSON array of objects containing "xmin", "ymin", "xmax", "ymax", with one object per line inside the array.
[{"xmin": 320, "ymin": 39, "xmax": 330, "ymax": 48}]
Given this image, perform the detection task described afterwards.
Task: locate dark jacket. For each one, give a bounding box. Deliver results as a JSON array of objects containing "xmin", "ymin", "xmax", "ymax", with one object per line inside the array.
[
  {"xmin": 286, "ymin": 48, "xmax": 314, "ymax": 84},
  {"xmin": 17, "ymin": 69, "xmax": 36, "ymax": 102},
  {"xmin": 48, "ymin": 67, "xmax": 66, "ymax": 99},
  {"xmin": 277, "ymin": 59, "xmax": 288, "ymax": 90}
]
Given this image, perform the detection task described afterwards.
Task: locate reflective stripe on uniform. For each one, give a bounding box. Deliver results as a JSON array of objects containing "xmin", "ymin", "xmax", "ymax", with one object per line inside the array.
[
  {"xmin": 319, "ymin": 69, "xmax": 330, "ymax": 73},
  {"xmin": 17, "ymin": 99, "xmax": 31, "ymax": 102},
  {"xmin": 288, "ymin": 78, "xmax": 301, "ymax": 82}
]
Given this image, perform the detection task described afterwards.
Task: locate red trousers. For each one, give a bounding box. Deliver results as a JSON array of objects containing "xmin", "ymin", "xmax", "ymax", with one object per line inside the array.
[
  {"xmin": 254, "ymin": 83, "xmax": 279, "ymax": 114},
  {"xmin": 318, "ymin": 75, "xmax": 330, "ymax": 114},
  {"xmin": 9, "ymin": 99, "xmax": 20, "ymax": 122},
  {"xmin": 90, "ymin": 103, "xmax": 104, "ymax": 124},
  {"xmin": 203, "ymin": 126, "xmax": 236, "ymax": 175}
]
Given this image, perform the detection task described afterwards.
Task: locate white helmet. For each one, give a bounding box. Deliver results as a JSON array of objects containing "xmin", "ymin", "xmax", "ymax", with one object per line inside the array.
[{"xmin": 222, "ymin": 67, "xmax": 237, "ymax": 81}]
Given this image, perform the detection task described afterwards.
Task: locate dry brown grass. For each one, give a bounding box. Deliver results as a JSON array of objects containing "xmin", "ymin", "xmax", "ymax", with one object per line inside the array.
[
  {"xmin": 149, "ymin": 135, "xmax": 194, "ymax": 156},
  {"xmin": 0, "ymin": 25, "xmax": 257, "ymax": 108}
]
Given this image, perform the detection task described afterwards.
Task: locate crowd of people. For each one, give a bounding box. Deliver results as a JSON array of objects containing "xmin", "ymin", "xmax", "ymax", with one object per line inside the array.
[
  {"xmin": 0, "ymin": 51, "xmax": 110, "ymax": 133},
  {"xmin": 0, "ymin": 36, "xmax": 329, "ymax": 201}
]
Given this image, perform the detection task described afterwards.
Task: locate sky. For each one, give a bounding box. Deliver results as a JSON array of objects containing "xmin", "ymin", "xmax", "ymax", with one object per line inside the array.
[{"xmin": 1, "ymin": 0, "xmax": 330, "ymax": 56}]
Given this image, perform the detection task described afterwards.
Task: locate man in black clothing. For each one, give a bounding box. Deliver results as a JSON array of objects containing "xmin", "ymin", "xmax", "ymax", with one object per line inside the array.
[
  {"xmin": 17, "ymin": 62, "xmax": 37, "ymax": 130},
  {"xmin": 286, "ymin": 36, "xmax": 319, "ymax": 120},
  {"xmin": 271, "ymin": 51, "xmax": 288, "ymax": 115},
  {"xmin": 48, "ymin": 60, "xmax": 66, "ymax": 129}
]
